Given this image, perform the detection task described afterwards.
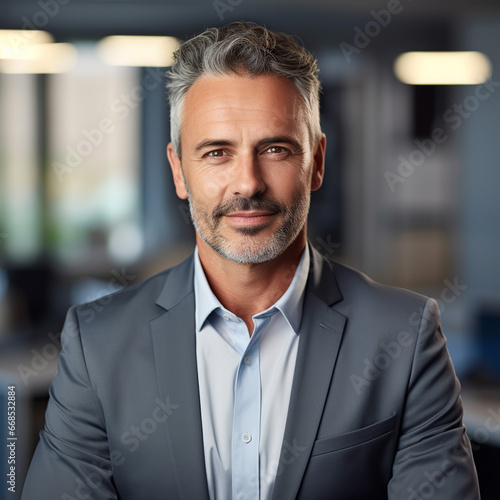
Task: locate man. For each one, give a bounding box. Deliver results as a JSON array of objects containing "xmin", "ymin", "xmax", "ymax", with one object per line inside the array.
[{"xmin": 23, "ymin": 22, "xmax": 479, "ymax": 500}]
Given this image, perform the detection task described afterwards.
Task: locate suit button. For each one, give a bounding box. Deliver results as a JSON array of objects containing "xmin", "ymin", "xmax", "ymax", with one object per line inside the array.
[
  {"xmin": 243, "ymin": 356, "xmax": 252, "ymax": 365},
  {"xmin": 242, "ymin": 433, "xmax": 252, "ymax": 444}
]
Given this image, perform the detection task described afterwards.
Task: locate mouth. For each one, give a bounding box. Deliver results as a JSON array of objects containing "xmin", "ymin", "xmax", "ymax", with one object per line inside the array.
[{"xmin": 224, "ymin": 210, "xmax": 277, "ymax": 226}]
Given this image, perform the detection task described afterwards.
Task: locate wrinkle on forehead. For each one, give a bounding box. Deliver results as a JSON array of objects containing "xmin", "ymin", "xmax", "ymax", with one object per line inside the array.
[{"xmin": 182, "ymin": 73, "xmax": 308, "ymax": 142}]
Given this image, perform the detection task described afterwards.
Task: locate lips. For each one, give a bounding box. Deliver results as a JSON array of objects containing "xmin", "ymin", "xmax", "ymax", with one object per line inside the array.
[{"xmin": 225, "ymin": 210, "xmax": 277, "ymax": 226}]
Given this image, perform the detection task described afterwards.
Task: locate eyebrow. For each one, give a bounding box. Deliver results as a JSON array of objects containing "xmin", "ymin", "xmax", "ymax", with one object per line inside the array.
[
  {"xmin": 193, "ymin": 136, "xmax": 302, "ymax": 153},
  {"xmin": 194, "ymin": 140, "xmax": 234, "ymax": 152},
  {"xmin": 259, "ymin": 136, "xmax": 302, "ymax": 151}
]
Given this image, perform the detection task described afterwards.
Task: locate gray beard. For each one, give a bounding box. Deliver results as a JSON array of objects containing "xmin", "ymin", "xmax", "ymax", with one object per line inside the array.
[{"xmin": 186, "ymin": 191, "xmax": 310, "ymax": 264}]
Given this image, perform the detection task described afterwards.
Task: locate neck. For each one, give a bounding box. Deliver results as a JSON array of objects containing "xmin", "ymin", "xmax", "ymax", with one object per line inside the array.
[{"xmin": 197, "ymin": 232, "xmax": 306, "ymax": 332}]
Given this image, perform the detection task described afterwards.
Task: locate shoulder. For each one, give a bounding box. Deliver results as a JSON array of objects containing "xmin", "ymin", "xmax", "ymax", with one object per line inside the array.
[
  {"xmin": 329, "ymin": 259, "xmax": 431, "ymax": 326},
  {"xmin": 72, "ymin": 253, "xmax": 194, "ymax": 332},
  {"xmin": 333, "ymin": 260, "xmax": 425, "ymax": 301}
]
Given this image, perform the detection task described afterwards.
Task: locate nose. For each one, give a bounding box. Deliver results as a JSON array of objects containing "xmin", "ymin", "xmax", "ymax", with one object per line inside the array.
[{"xmin": 229, "ymin": 154, "xmax": 265, "ymax": 198}]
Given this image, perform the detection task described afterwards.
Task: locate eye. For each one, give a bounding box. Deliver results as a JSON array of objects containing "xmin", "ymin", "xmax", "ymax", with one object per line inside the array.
[
  {"xmin": 264, "ymin": 146, "xmax": 289, "ymax": 154},
  {"xmin": 205, "ymin": 149, "xmax": 227, "ymax": 157}
]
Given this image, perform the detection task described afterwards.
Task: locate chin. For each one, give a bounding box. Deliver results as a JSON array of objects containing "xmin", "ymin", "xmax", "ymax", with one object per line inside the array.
[{"xmin": 211, "ymin": 233, "xmax": 292, "ymax": 265}]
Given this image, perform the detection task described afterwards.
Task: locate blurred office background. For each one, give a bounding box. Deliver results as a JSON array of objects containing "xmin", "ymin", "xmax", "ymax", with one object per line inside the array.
[{"xmin": 0, "ymin": 0, "xmax": 499, "ymax": 497}]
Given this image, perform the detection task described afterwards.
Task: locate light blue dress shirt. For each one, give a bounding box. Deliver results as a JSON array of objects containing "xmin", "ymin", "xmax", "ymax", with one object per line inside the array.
[{"xmin": 194, "ymin": 246, "xmax": 310, "ymax": 500}]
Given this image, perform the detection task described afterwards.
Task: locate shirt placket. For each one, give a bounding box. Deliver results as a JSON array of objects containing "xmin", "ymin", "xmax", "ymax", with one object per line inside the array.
[{"xmin": 231, "ymin": 313, "xmax": 273, "ymax": 500}]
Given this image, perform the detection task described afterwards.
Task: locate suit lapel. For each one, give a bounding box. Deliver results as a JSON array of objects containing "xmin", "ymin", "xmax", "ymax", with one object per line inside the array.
[
  {"xmin": 272, "ymin": 246, "xmax": 347, "ymax": 500},
  {"xmin": 150, "ymin": 256, "xmax": 210, "ymax": 499}
]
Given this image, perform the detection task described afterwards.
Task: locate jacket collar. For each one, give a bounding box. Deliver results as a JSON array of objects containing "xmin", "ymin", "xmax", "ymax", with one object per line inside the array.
[
  {"xmin": 306, "ymin": 242, "xmax": 343, "ymax": 306},
  {"xmin": 155, "ymin": 253, "xmax": 195, "ymax": 311},
  {"xmin": 154, "ymin": 241, "xmax": 343, "ymax": 312}
]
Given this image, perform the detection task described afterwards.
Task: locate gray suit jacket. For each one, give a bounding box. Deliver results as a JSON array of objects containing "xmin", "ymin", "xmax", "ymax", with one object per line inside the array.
[{"xmin": 22, "ymin": 246, "xmax": 480, "ymax": 499}]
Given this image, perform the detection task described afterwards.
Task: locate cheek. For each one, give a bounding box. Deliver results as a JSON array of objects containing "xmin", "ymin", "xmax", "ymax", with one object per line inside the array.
[
  {"xmin": 186, "ymin": 169, "xmax": 226, "ymax": 203},
  {"xmin": 189, "ymin": 182, "xmax": 226, "ymax": 212},
  {"xmin": 268, "ymin": 169, "xmax": 310, "ymax": 200},
  {"xmin": 203, "ymin": 178, "xmax": 227, "ymax": 201}
]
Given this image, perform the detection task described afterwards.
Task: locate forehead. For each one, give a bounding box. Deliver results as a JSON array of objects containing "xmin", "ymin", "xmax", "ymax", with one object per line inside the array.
[{"xmin": 181, "ymin": 73, "xmax": 308, "ymax": 142}]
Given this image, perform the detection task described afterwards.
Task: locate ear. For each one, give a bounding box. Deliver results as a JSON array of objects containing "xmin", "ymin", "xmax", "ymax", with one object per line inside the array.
[
  {"xmin": 167, "ymin": 142, "xmax": 188, "ymax": 200},
  {"xmin": 311, "ymin": 133, "xmax": 326, "ymax": 192}
]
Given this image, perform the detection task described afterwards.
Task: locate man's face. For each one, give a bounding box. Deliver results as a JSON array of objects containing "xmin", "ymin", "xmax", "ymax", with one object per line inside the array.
[{"xmin": 168, "ymin": 73, "xmax": 325, "ymax": 264}]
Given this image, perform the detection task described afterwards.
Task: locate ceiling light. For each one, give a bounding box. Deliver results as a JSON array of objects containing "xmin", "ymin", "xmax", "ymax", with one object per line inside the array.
[
  {"xmin": 0, "ymin": 30, "xmax": 54, "ymax": 59},
  {"xmin": 0, "ymin": 43, "xmax": 77, "ymax": 74},
  {"xmin": 98, "ymin": 36, "xmax": 180, "ymax": 67},
  {"xmin": 394, "ymin": 51, "xmax": 492, "ymax": 85}
]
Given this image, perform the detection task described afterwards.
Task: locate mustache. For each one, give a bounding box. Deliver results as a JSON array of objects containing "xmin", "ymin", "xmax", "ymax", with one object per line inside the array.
[{"xmin": 213, "ymin": 195, "xmax": 285, "ymax": 219}]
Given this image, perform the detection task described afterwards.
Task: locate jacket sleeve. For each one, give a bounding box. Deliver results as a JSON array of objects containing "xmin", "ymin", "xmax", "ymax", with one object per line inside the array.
[
  {"xmin": 387, "ymin": 298, "xmax": 480, "ymax": 499},
  {"xmin": 22, "ymin": 307, "xmax": 119, "ymax": 500}
]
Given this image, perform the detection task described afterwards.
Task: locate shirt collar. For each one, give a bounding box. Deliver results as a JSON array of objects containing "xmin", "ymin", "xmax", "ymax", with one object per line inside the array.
[{"xmin": 194, "ymin": 245, "xmax": 310, "ymax": 335}]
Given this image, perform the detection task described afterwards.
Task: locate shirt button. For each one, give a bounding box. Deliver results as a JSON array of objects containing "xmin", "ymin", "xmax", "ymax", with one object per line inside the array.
[
  {"xmin": 223, "ymin": 314, "xmax": 229, "ymax": 321},
  {"xmin": 243, "ymin": 356, "xmax": 252, "ymax": 365},
  {"xmin": 242, "ymin": 433, "xmax": 252, "ymax": 444}
]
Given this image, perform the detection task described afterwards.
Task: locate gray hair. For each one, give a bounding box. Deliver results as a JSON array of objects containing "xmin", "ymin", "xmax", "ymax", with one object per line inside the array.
[{"xmin": 166, "ymin": 22, "xmax": 322, "ymax": 158}]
